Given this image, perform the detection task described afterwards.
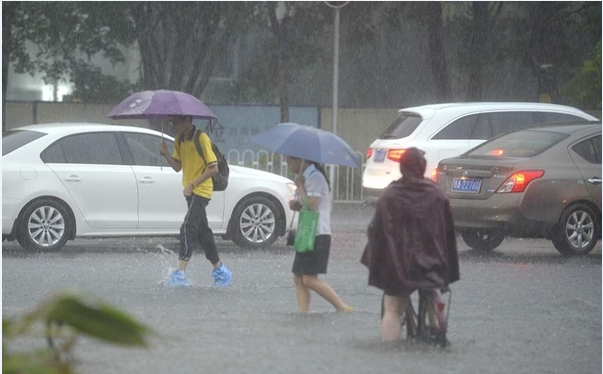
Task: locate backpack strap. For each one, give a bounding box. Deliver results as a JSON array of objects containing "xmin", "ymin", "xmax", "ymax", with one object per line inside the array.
[
  {"xmin": 179, "ymin": 128, "xmax": 212, "ymax": 167},
  {"xmin": 192, "ymin": 129, "xmax": 207, "ymax": 164}
]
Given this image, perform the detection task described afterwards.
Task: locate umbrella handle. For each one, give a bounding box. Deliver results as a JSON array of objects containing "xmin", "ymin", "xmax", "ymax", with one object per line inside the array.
[
  {"xmin": 161, "ymin": 120, "xmax": 164, "ymax": 143},
  {"xmin": 160, "ymin": 120, "xmax": 165, "ymax": 171}
]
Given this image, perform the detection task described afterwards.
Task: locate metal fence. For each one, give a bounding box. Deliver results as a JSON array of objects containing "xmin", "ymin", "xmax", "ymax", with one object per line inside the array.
[{"xmin": 226, "ymin": 149, "xmax": 367, "ymax": 203}]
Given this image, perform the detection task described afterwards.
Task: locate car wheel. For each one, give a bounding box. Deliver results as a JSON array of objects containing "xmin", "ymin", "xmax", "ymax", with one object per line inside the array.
[
  {"xmin": 552, "ymin": 203, "xmax": 599, "ymax": 256},
  {"xmin": 460, "ymin": 228, "xmax": 505, "ymax": 251},
  {"xmin": 16, "ymin": 199, "xmax": 71, "ymax": 251},
  {"xmin": 230, "ymin": 195, "xmax": 281, "ymax": 249}
]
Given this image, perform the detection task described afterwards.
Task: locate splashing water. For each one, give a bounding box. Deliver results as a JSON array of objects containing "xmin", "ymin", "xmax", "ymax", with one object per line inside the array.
[
  {"xmin": 133, "ymin": 243, "xmax": 180, "ymax": 286},
  {"xmin": 156, "ymin": 244, "xmax": 179, "ymax": 286}
]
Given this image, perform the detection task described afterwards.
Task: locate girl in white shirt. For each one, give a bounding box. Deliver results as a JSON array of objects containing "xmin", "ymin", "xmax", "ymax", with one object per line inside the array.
[{"xmin": 287, "ymin": 156, "xmax": 354, "ymax": 313}]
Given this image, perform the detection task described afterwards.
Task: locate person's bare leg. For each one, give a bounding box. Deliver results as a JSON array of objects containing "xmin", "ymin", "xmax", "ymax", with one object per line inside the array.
[
  {"xmin": 381, "ymin": 295, "xmax": 407, "ymax": 341},
  {"xmin": 294, "ymin": 274, "xmax": 311, "ymax": 313},
  {"xmin": 177, "ymin": 260, "xmax": 188, "ymax": 271},
  {"xmin": 301, "ymin": 275, "xmax": 354, "ymax": 312}
]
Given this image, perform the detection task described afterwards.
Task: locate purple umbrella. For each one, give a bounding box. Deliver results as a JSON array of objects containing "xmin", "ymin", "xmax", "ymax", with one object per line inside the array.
[{"xmin": 106, "ymin": 89, "xmax": 217, "ymax": 120}]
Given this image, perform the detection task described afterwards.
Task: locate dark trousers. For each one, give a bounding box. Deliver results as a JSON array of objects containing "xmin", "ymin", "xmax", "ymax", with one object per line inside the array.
[{"xmin": 179, "ymin": 194, "xmax": 220, "ymax": 264}]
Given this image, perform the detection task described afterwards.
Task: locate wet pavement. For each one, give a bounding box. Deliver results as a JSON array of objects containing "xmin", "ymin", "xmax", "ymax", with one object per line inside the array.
[{"xmin": 3, "ymin": 203, "xmax": 601, "ymax": 374}]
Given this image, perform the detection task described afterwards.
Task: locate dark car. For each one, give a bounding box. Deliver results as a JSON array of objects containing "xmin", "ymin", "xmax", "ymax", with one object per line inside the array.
[{"xmin": 435, "ymin": 123, "xmax": 602, "ymax": 255}]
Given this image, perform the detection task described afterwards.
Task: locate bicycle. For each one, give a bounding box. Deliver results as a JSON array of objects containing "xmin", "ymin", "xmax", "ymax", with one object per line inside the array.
[{"xmin": 381, "ymin": 286, "xmax": 451, "ymax": 347}]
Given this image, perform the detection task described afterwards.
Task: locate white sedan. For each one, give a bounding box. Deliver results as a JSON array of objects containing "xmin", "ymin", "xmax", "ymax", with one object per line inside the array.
[{"xmin": 2, "ymin": 123, "xmax": 297, "ymax": 251}]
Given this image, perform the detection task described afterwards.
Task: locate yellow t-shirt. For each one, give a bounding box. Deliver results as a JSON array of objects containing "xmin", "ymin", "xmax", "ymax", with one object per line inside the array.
[{"xmin": 172, "ymin": 130, "xmax": 218, "ymax": 199}]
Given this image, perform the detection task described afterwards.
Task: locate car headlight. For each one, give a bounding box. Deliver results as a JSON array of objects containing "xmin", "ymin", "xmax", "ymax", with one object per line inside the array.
[{"xmin": 286, "ymin": 183, "xmax": 297, "ymax": 195}]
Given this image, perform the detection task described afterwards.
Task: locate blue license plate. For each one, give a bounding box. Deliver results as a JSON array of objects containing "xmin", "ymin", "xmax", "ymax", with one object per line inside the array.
[
  {"xmin": 451, "ymin": 178, "xmax": 482, "ymax": 193},
  {"xmin": 374, "ymin": 149, "xmax": 386, "ymax": 162}
]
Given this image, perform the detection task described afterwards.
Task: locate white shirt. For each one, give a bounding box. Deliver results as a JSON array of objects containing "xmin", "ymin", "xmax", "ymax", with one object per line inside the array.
[{"xmin": 295, "ymin": 164, "xmax": 331, "ymax": 236}]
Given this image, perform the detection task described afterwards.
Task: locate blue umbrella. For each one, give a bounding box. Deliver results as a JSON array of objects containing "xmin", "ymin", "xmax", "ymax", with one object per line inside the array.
[{"xmin": 250, "ymin": 122, "xmax": 361, "ymax": 168}]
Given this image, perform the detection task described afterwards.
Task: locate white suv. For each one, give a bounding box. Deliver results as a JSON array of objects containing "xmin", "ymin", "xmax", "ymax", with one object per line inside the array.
[{"xmin": 362, "ymin": 102, "xmax": 598, "ymax": 202}]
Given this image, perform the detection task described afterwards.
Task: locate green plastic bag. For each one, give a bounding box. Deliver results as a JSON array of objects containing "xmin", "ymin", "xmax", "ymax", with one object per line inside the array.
[{"xmin": 294, "ymin": 207, "xmax": 319, "ymax": 253}]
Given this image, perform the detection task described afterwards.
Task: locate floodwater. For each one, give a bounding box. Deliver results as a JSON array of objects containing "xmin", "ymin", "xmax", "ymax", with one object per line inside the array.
[{"xmin": 3, "ymin": 204, "xmax": 601, "ymax": 374}]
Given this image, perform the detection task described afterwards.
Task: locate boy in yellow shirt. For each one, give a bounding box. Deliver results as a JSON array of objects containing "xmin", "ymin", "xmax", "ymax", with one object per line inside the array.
[{"xmin": 159, "ymin": 115, "xmax": 232, "ymax": 287}]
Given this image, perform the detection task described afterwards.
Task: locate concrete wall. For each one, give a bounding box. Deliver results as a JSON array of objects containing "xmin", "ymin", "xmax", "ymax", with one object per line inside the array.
[
  {"xmin": 5, "ymin": 102, "xmax": 149, "ymax": 129},
  {"xmin": 5, "ymin": 102, "xmax": 34, "ymax": 128},
  {"xmin": 4, "ymin": 101, "xmax": 397, "ymax": 155},
  {"xmin": 321, "ymin": 107, "xmax": 400, "ymax": 154},
  {"xmin": 5, "ymin": 101, "xmax": 600, "ymax": 156}
]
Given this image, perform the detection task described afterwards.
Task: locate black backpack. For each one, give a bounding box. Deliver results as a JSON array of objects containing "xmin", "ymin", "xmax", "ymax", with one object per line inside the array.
[{"xmin": 177, "ymin": 129, "xmax": 229, "ymax": 191}]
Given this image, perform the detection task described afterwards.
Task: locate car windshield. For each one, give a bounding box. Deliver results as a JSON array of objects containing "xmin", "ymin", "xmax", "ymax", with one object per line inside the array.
[
  {"xmin": 467, "ymin": 129, "xmax": 568, "ymax": 157},
  {"xmin": 2, "ymin": 130, "xmax": 46, "ymax": 156},
  {"xmin": 378, "ymin": 113, "xmax": 423, "ymax": 139}
]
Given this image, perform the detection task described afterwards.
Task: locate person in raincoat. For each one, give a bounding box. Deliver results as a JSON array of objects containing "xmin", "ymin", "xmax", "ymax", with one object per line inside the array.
[
  {"xmin": 287, "ymin": 156, "xmax": 354, "ymax": 313},
  {"xmin": 360, "ymin": 147, "xmax": 459, "ymax": 341}
]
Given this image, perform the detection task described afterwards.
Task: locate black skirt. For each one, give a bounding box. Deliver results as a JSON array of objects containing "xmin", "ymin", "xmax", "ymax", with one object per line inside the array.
[{"xmin": 292, "ymin": 235, "xmax": 331, "ymax": 275}]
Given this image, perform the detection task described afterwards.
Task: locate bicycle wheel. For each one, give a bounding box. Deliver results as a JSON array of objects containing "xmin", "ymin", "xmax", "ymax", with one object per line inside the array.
[
  {"xmin": 404, "ymin": 292, "xmax": 419, "ymax": 339},
  {"xmin": 408, "ymin": 289, "xmax": 449, "ymax": 347},
  {"xmin": 381, "ymin": 290, "xmax": 449, "ymax": 347}
]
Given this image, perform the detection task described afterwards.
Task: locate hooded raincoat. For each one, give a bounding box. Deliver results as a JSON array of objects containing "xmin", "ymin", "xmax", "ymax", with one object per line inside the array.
[{"xmin": 361, "ymin": 178, "xmax": 460, "ymax": 295}]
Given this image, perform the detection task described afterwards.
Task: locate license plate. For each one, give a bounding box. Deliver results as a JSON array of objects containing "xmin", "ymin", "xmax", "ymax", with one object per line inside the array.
[
  {"xmin": 374, "ymin": 149, "xmax": 386, "ymax": 162},
  {"xmin": 451, "ymin": 178, "xmax": 482, "ymax": 193}
]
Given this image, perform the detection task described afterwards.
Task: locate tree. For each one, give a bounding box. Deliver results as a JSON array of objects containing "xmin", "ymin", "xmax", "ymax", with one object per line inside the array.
[
  {"xmin": 266, "ymin": 2, "xmax": 291, "ymax": 122},
  {"xmin": 2, "ymin": 2, "xmax": 19, "ymax": 132},
  {"xmin": 232, "ymin": 2, "xmax": 331, "ymax": 108},
  {"xmin": 563, "ymin": 41, "xmax": 602, "ymax": 109},
  {"xmin": 426, "ymin": 2, "xmax": 451, "ymax": 102},
  {"xmin": 467, "ymin": 2, "xmax": 489, "ymax": 101},
  {"xmin": 5, "ymin": 2, "xmax": 260, "ymax": 132},
  {"xmin": 129, "ymin": 2, "xmax": 257, "ymax": 98},
  {"xmin": 3, "ymin": 2, "xmax": 136, "ymax": 120},
  {"xmin": 527, "ymin": 2, "xmax": 601, "ymax": 104}
]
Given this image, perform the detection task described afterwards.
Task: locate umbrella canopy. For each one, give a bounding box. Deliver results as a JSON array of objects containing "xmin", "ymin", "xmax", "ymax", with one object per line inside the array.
[
  {"xmin": 106, "ymin": 89, "xmax": 217, "ymax": 120},
  {"xmin": 250, "ymin": 122, "xmax": 361, "ymax": 168}
]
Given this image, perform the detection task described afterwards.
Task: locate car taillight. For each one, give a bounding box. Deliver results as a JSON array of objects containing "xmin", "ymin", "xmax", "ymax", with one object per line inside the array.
[
  {"xmin": 496, "ymin": 170, "xmax": 544, "ymax": 193},
  {"xmin": 387, "ymin": 149, "xmax": 406, "ymax": 162},
  {"xmin": 489, "ymin": 149, "xmax": 504, "ymax": 156},
  {"xmin": 366, "ymin": 148, "xmax": 373, "ymax": 159},
  {"xmin": 430, "ymin": 168, "xmax": 438, "ymax": 182}
]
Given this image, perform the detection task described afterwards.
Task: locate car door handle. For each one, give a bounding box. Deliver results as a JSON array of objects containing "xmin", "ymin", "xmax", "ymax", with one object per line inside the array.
[
  {"xmin": 65, "ymin": 175, "xmax": 81, "ymax": 182},
  {"xmin": 587, "ymin": 178, "xmax": 602, "ymax": 185},
  {"xmin": 138, "ymin": 177, "xmax": 155, "ymax": 184}
]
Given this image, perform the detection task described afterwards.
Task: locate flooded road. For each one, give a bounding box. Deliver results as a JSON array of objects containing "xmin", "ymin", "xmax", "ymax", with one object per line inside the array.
[{"xmin": 3, "ymin": 204, "xmax": 601, "ymax": 374}]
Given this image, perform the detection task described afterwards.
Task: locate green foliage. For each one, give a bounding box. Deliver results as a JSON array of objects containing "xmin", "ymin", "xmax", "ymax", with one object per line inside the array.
[
  {"xmin": 4, "ymin": 1, "xmax": 602, "ymax": 107},
  {"xmin": 3, "ymin": 291, "xmax": 154, "ymax": 374},
  {"xmin": 562, "ymin": 41, "xmax": 602, "ymax": 109},
  {"xmin": 131, "ymin": 2, "xmax": 259, "ymax": 98},
  {"xmin": 232, "ymin": 2, "xmax": 332, "ymax": 103},
  {"xmin": 69, "ymin": 63, "xmax": 141, "ymax": 103},
  {"xmin": 8, "ymin": 2, "xmax": 135, "ymax": 103}
]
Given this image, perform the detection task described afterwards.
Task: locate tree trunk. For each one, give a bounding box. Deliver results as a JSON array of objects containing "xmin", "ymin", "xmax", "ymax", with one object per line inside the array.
[
  {"xmin": 426, "ymin": 2, "xmax": 450, "ymax": 102},
  {"xmin": 468, "ymin": 2, "xmax": 488, "ymax": 101},
  {"xmin": 528, "ymin": 2, "xmax": 560, "ymax": 103},
  {"xmin": 267, "ymin": 3, "xmax": 290, "ymax": 123},
  {"xmin": 3, "ymin": 2, "xmax": 19, "ymax": 132}
]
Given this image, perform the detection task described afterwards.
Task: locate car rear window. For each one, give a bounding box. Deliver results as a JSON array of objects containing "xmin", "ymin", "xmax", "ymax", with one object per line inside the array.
[
  {"xmin": 467, "ymin": 129, "xmax": 568, "ymax": 157},
  {"xmin": 379, "ymin": 114, "xmax": 422, "ymax": 139},
  {"xmin": 2, "ymin": 130, "xmax": 46, "ymax": 156}
]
